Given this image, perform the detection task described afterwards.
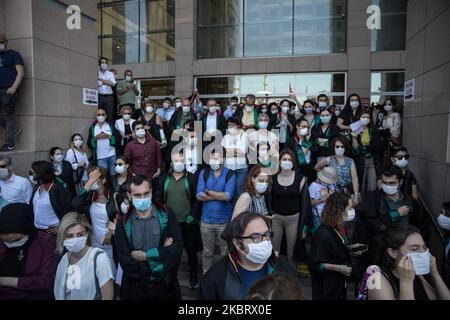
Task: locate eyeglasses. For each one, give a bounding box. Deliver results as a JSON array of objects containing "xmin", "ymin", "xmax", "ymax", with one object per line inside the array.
[
  {"xmin": 239, "ymin": 231, "xmax": 273, "ymax": 243},
  {"xmin": 335, "ymin": 146, "xmax": 345, "ymax": 149},
  {"xmin": 394, "ymin": 155, "xmax": 409, "ymax": 160}
]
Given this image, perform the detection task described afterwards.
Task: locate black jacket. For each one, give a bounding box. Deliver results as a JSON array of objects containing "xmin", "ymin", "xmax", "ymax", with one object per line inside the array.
[
  {"xmin": 30, "ymin": 183, "xmax": 73, "ymax": 221},
  {"xmin": 200, "ymin": 113, "xmax": 227, "ymax": 135},
  {"xmin": 285, "ymin": 135, "xmax": 318, "ymax": 184},
  {"xmin": 310, "ymin": 224, "xmax": 352, "ymax": 300},
  {"xmin": 115, "ymin": 200, "xmax": 183, "ymax": 298},
  {"xmin": 310, "ymin": 123, "xmax": 341, "ymax": 158},
  {"xmin": 112, "ymin": 175, "xmax": 131, "ymax": 210},
  {"xmin": 352, "ymin": 127, "xmax": 384, "ymax": 180},
  {"xmin": 155, "ymin": 172, "xmax": 200, "ymax": 220},
  {"xmin": 197, "ymin": 251, "xmax": 296, "ymax": 300},
  {"xmin": 55, "ymin": 161, "xmax": 75, "ymax": 194},
  {"xmin": 168, "ymin": 108, "xmax": 196, "ymax": 134},
  {"xmin": 71, "ymin": 189, "xmax": 117, "ymax": 222}
]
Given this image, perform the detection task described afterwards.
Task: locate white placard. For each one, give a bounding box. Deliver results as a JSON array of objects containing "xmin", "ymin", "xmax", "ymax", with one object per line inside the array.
[
  {"xmin": 404, "ymin": 79, "xmax": 415, "ymax": 102},
  {"xmin": 83, "ymin": 88, "xmax": 98, "ymax": 106}
]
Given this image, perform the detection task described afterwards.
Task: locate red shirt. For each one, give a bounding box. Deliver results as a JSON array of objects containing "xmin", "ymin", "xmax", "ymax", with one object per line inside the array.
[{"xmin": 124, "ymin": 133, "xmax": 161, "ymax": 179}]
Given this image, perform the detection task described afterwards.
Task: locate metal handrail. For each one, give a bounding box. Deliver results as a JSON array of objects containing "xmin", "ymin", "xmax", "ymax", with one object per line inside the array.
[{"xmin": 417, "ymin": 186, "xmax": 446, "ymax": 245}]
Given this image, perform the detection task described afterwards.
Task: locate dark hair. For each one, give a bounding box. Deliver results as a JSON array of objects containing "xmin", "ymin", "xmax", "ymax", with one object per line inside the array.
[
  {"xmin": 87, "ymin": 166, "xmax": 110, "ymax": 191},
  {"xmin": 279, "ymin": 149, "xmax": 298, "ymax": 171},
  {"xmin": 247, "ymin": 272, "xmax": 305, "ymax": 300},
  {"xmin": 227, "ymin": 116, "xmax": 242, "ymax": 128},
  {"xmin": 330, "ymin": 136, "xmax": 351, "ymax": 157},
  {"xmin": 116, "ymin": 155, "xmax": 130, "ymax": 165},
  {"xmin": 317, "ymin": 94, "xmax": 329, "ymax": 101},
  {"xmin": 31, "ymin": 161, "xmax": 55, "ymax": 185},
  {"xmin": 127, "ymin": 174, "xmax": 152, "ymax": 193},
  {"xmin": 442, "ymin": 202, "xmax": 450, "ymax": 216},
  {"xmin": 356, "ymin": 108, "xmax": 372, "ymax": 127},
  {"xmin": 321, "ymin": 192, "xmax": 350, "ymax": 229},
  {"xmin": 245, "ymin": 94, "xmax": 256, "ymax": 101},
  {"xmin": 132, "ymin": 120, "xmax": 143, "ymax": 131},
  {"xmin": 71, "ymin": 133, "xmax": 83, "ymax": 142},
  {"xmin": 244, "ymin": 165, "xmax": 272, "ymax": 196},
  {"xmin": 49, "ymin": 147, "xmax": 62, "ymax": 157},
  {"xmin": 164, "ymin": 97, "xmax": 172, "ymax": 102},
  {"xmin": 231, "ymin": 96, "xmax": 238, "ymax": 102},
  {"xmin": 98, "ymin": 57, "xmax": 108, "ymax": 65},
  {"xmin": 376, "ymin": 224, "xmax": 422, "ymax": 270},
  {"xmin": 124, "ymin": 69, "xmax": 132, "ymax": 75},
  {"xmin": 384, "ymin": 96, "xmax": 397, "ymax": 108},
  {"xmin": 303, "ymin": 99, "xmax": 315, "ymax": 107},
  {"xmin": 320, "ymin": 108, "xmax": 332, "ymax": 116},
  {"xmin": 279, "ymin": 99, "xmax": 290, "ymax": 107},
  {"xmin": 228, "ymin": 212, "xmax": 271, "ymax": 251},
  {"xmin": 381, "ymin": 165, "xmax": 404, "ymax": 181},
  {"xmin": 392, "ymin": 145, "xmax": 408, "ymax": 155}
]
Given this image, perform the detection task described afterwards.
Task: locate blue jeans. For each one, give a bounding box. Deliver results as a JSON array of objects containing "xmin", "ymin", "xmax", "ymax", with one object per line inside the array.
[
  {"xmin": 233, "ymin": 167, "xmax": 249, "ymax": 204},
  {"xmin": 97, "ymin": 155, "xmax": 116, "ymax": 177}
]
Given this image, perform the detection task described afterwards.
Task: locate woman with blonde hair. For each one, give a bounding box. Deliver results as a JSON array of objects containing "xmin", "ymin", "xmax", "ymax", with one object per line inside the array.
[
  {"xmin": 54, "ymin": 212, "xmax": 114, "ymax": 300},
  {"xmin": 65, "ymin": 133, "xmax": 89, "ymax": 195}
]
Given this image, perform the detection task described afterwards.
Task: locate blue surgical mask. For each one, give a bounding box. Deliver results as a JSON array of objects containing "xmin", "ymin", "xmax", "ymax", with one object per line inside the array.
[{"xmin": 133, "ymin": 197, "xmax": 152, "ymax": 212}]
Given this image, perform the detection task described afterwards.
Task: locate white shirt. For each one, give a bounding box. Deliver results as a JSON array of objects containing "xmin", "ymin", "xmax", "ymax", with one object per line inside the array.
[
  {"xmin": 94, "ymin": 123, "xmax": 116, "ymax": 160},
  {"xmin": 156, "ymin": 107, "xmax": 176, "ymax": 122},
  {"xmin": 309, "ymin": 182, "xmax": 336, "ymax": 218},
  {"xmin": 54, "ymin": 247, "xmax": 114, "ymax": 300},
  {"xmin": 65, "ymin": 149, "xmax": 89, "ymax": 181},
  {"xmin": 0, "ymin": 173, "xmax": 33, "ymax": 204},
  {"xmin": 33, "ymin": 188, "xmax": 60, "ymax": 229},
  {"xmin": 97, "ymin": 70, "xmax": 116, "ymax": 95},
  {"xmin": 206, "ymin": 113, "xmax": 217, "ymax": 132},
  {"xmin": 221, "ymin": 131, "xmax": 249, "ymax": 170},
  {"xmin": 382, "ymin": 112, "xmax": 401, "ymax": 139},
  {"xmin": 90, "ymin": 202, "xmax": 109, "ymax": 246},
  {"xmin": 185, "ymin": 146, "xmax": 200, "ymax": 174}
]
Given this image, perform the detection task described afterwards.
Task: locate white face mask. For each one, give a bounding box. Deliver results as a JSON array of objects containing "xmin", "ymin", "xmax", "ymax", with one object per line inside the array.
[
  {"xmin": 384, "ymin": 105, "xmax": 393, "ymax": 112},
  {"xmin": 320, "ymin": 116, "xmax": 331, "ymax": 124},
  {"xmin": 188, "ymin": 137, "xmax": 198, "ymax": 146},
  {"xmin": 344, "ymin": 209, "xmax": 356, "ymax": 222},
  {"xmin": 407, "ymin": 249, "xmax": 430, "ymax": 275},
  {"xmin": 395, "ymin": 158, "xmax": 408, "ymax": 168},
  {"xmin": 255, "ymin": 182, "xmax": 269, "ymax": 194},
  {"xmin": 209, "ymin": 106, "xmax": 217, "ymax": 114},
  {"xmin": 304, "ymin": 106, "xmax": 313, "ymax": 113},
  {"xmin": 0, "ymin": 168, "xmax": 9, "ymax": 179},
  {"xmin": 64, "ymin": 236, "xmax": 88, "ymax": 253},
  {"xmin": 125, "ymin": 75, "xmax": 132, "ymax": 82},
  {"xmin": 245, "ymin": 105, "xmax": 253, "ymax": 112},
  {"xmin": 4, "ymin": 235, "xmax": 29, "ymax": 248},
  {"xmin": 271, "ymin": 109, "xmax": 278, "ymax": 115},
  {"xmin": 280, "ymin": 160, "xmax": 293, "ymax": 171},
  {"xmin": 335, "ymin": 147, "xmax": 345, "ymax": 156},
  {"xmin": 122, "ymin": 114, "xmax": 131, "ymax": 121},
  {"xmin": 281, "ymin": 106, "xmax": 289, "ymax": 114},
  {"xmin": 120, "ymin": 202, "xmax": 129, "ymax": 214},
  {"xmin": 136, "ymin": 129, "xmax": 146, "ymax": 138},
  {"xmin": 100, "ymin": 63, "xmax": 108, "ymax": 71},
  {"xmin": 74, "ymin": 140, "xmax": 83, "ymax": 148},
  {"xmin": 209, "ymin": 161, "xmax": 221, "ymax": 171},
  {"xmin": 97, "ymin": 115, "xmax": 106, "ymax": 123},
  {"xmin": 319, "ymin": 101, "xmax": 328, "ymax": 109},
  {"xmin": 90, "ymin": 181, "xmax": 100, "ymax": 191},
  {"xmin": 350, "ymin": 101, "xmax": 360, "ymax": 109},
  {"xmin": 115, "ymin": 164, "xmax": 126, "ymax": 175},
  {"xmin": 54, "ymin": 154, "xmax": 64, "ymax": 163},
  {"xmin": 261, "ymin": 109, "xmax": 268, "ymax": 114},
  {"xmin": 228, "ymin": 128, "xmax": 237, "ymax": 135},
  {"xmin": 299, "ymin": 128, "xmax": 309, "ymax": 136},
  {"xmin": 335, "ymin": 110, "xmax": 341, "ymax": 117},
  {"xmin": 437, "ymin": 214, "xmax": 450, "ymax": 230},
  {"xmin": 163, "ymin": 102, "xmax": 170, "ymax": 109},
  {"xmin": 382, "ymin": 184, "xmax": 398, "ymax": 196},
  {"xmin": 176, "ymin": 102, "xmax": 182, "ymax": 108},
  {"xmin": 360, "ymin": 118, "xmax": 371, "ymax": 126},
  {"xmin": 243, "ymin": 240, "xmax": 273, "ymax": 264},
  {"xmin": 29, "ymin": 175, "xmax": 37, "ymax": 185},
  {"xmin": 146, "ymin": 106, "xmax": 154, "ymax": 113},
  {"xmin": 173, "ymin": 162, "xmax": 185, "ymax": 173},
  {"xmin": 259, "ymin": 121, "xmax": 268, "ymax": 129},
  {"xmin": 0, "ymin": 43, "xmax": 6, "ymax": 52},
  {"xmin": 182, "ymin": 106, "xmax": 191, "ymax": 113}
]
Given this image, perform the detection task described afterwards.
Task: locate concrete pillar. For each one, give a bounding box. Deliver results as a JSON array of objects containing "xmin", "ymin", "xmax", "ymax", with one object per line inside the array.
[
  {"xmin": 403, "ymin": 0, "xmax": 450, "ymax": 213},
  {"xmin": 0, "ymin": 0, "xmax": 97, "ymax": 176}
]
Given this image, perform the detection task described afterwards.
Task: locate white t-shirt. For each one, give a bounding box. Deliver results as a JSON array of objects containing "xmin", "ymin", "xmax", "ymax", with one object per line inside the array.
[
  {"xmin": 65, "ymin": 149, "xmax": 89, "ymax": 181},
  {"xmin": 90, "ymin": 202, "xmax": 109, "ymax": 245},
  {"xmin": 94, "ymin": 123, "xmax": 116, "ymax": 160},
  {"xmin": 54, "ymin": 247, "xmax": 114, "ymax": 300},
  {"xmin": 33, "ymin": 188, "xmax": 60, "ymax": 229},
  {"xmin": 221, "ymin": 131, "xmax": 249, "ymax": 170},
  {"xmin": 97, "ymin": 70, "xmax": 116, "ymax": 95},
  {"xmin": 0, "ymin": 173, "xmax": 33, "ymax": 204}
]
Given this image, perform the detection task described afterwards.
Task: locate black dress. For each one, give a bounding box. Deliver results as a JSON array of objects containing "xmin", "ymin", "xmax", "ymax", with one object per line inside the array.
[
  {"xmin": 380, "ymin": 266, "xmax": 429, "ymax": 300},
  {"xmin": 310, "ymin": 224, "xmax": 351, "ymax": 300}
]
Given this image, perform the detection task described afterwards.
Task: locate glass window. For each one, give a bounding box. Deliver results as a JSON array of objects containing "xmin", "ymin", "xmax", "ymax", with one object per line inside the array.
[
  {"xmin": 195, "ymin": 73, "xmax": 346, "ymax": 106},
  {"xmin": 371, "ymin": 0, "xmax": 407, "ymax": 52},
  {"xmin": 98, "ymin": 0, "xmax": 175, "ymax": 64},
  {"xmin": 139, "ymin": 78, "xmax": 175, "ymax": 106},
  {"xmin": 294, "ymin": 0, "xmax": 346, "ymax": 54},
  {"xmin": 371, "ymin": 71, "xmax": 405, "ymax": 110},
  {"xmin": 197, "ymin": 0, "xmax": 347, "ymax": 59}
]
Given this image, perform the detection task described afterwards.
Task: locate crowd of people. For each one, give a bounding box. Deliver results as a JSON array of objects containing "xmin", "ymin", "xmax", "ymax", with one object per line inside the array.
[{"xmin": 0, "ymin": 57, "xmax": 449, "ymax": 301}]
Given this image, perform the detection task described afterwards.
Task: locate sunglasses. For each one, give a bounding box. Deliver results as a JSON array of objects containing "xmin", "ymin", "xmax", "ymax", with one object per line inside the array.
[
  {"xmin": 335, "ymin": 146, "xmax": 345, "ymax": 149},
  {"xmin": 394, "ymin": 155, "xmax": 409, "ymax": 160},
  {"xmin": 0, "ymin": 164, "xmax": 8, "ymax": 169}
]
